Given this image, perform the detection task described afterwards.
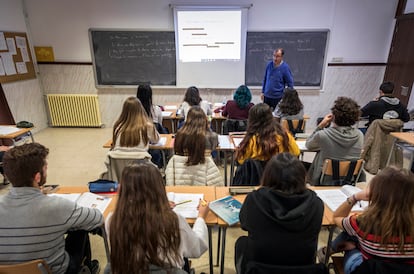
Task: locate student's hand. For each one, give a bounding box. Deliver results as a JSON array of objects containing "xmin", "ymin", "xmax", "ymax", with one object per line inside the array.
[
  {"xmin": 260, "ymin": 94, "xmax": 264, "ymax": 102},
  {"xmin": 318, "ymin": 114, "xmax": 333, "ymax": 128},
  {"xmin": 354, "ymin": 189, "xmax": 369, "ymax": 202},
  {"xmin": 169, "ymin": 201, "xmax": 176, "ymax": 209},
  {"xmin": 0, "ymin": 145, "xmax": 10, "ymax": 152},
  {"xmin": 197, "ymin": 199, "xmax": 209, "ymax": 219}
]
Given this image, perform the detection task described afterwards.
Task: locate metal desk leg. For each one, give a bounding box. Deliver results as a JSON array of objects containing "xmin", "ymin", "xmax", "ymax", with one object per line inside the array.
[
  {"xmin": 386, "ymin": 138, "xmax": 397, "ymax": 166},
  {"xmin": 220, "ymin": 226, "xmax": 227, "ymax": 274},
  {"xmin": 224, "ymin": 151, "xmax": 228, "ymax": 186},
  {"xmin": 229, "ymin": 153, "xmax": 235, "ymax": 186},
  {"xmin": 208, "ymin": 226, "xmax": 213, "ymax": 274},
  {"xmin": 101, "ymin": 226, "xmax": 111, "ymax": 262},
  {"xmin": 216, "ymin": 226, "xmax": 221, "ymax": 266},
  {"xmin": 325, "ymin": 226, "xmax": 336, "ymax": 265}
]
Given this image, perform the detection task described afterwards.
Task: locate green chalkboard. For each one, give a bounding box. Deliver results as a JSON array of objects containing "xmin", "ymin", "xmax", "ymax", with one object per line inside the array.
[
  {"xmin": 90, "ymin": 30, "xmax": 176, "ymax": 86},
  {"xmin": 245, "ymin": 31, "xmax": 328, "ymax": 87}
]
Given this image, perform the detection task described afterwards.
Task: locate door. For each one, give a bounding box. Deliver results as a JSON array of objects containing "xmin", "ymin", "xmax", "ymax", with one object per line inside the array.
[
  {"xmin": 384, "ymin": 13, "xmax": 414, "ymax": 107},
  {"xmin": 0, "ymin": 84, "xmax": 15, "ymax": 124}
]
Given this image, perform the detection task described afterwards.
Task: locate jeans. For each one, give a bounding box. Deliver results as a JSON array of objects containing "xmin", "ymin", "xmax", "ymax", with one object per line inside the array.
[
  {"xmin": 263, "ymin": 96, "xmax": 281, "ymax": 111},
  {"xmin": 332, "ymin": 231, "xmax": 363, "ymax": 274}
]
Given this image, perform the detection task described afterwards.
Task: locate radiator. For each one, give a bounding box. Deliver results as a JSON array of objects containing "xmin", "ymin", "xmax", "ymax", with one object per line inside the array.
[{"xmin": 46, "ymin": 94, "xmax": 102, "ymax": 127}]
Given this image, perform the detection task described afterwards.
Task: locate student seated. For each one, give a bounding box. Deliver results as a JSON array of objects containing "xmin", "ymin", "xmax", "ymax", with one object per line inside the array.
[
  {"xmin": 321, "ymin": 167, "xmax": 414, "ymax": 274},
  {"xmin": 235, "ymin": 103, "xmax": 300, "ymax": 165},
  {"xmin": 103, "ymin": 97, "xmax": 159, "ymax": 179},
  {"xmin": 166, "ymin": 106, "xmax": 222, "ymax": 186},
  {"xmin": 105, "ymin": 162, "xmax": 209, "ymax": 274},
  {"xmin": 235, "ymin": 153, "xmax": 324, "ymax": 274},
  {"xmin": 178, "ymin": 86, "xmax": 212, "ymax": 123},
  {"xmin": 273, "ymin": 87, "xmax": 304, "ymax": 121},
  {"xmin": 0, "ymin": 143, "xmax": 103, "ymax": 274},
  {"xmin": 305, "ymin": 97, "xmax": 363, "ymax": 185}
]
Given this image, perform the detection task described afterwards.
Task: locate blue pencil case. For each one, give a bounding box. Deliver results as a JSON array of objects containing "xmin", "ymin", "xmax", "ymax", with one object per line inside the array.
[{"xmin": 88, "ymin": 179, "xmax": 118, "ymax": 193}]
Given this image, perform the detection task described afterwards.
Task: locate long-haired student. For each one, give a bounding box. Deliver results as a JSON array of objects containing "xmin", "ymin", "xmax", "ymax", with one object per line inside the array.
[
  {"xmin": 106, "ymin": 162, "xmax": 209, "ymax": 274},
  {"xmin": 235, "ymin": 103, "xmax": 300, "ymax": 165},
  {"xmin": 166, "ymin": 106, "xmax": 222, "ymax": 186},
  {"xmin": 327, "ymin": 167, "xmax": 414, "ymax": 274}
]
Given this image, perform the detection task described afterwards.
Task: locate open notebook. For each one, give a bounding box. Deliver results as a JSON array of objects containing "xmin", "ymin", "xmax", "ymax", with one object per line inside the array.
[
  {"xmin": 48, "ymin": 192, "xmax": 112, "ymax": 214},
  {"xmin": 314, "ymin": 185, "xmax": 368, "ymax": 212}
]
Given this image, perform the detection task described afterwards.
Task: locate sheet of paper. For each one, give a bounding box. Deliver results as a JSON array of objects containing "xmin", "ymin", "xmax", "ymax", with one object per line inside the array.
[
  {"xmin": 167, "ymin": 192, "xmax": 204, "ymax": 218},
  {"xmin": 0, "ymin": 126, "xmax": 20, "ymax": 135},
  {"xmin": 0, "ymin": 58, "xmax": 5, "ymax": 76},
  {"xmin": 218, "ymin": 135, "xmax": 234, "ymax": 149},
  {"xmin": 16, "ymin": 62, "xmax": 28, "ymax": 74},
  {"xmin": 48, "ymin": 193, "xmax": 81, "ymax": 204},
  {"xmin": 151, "ymin": 137, "xmax": 167, "ymax": 146},
  {"xmin": 0, "ymin": 52, "xmax": 16, "ymax": 75},
  {"xmin": 296, "ymin": 140, "xmax": 307, "ymax": 151},
  {"xmin": 231, "ymin": 137, "xmax": 243, "ymax": 148},
  {"xmin": 162, "ymin": 111, "xmax": 172, "ymax": 117},
  {"xmin": 315, "ymin": 186, "xmax": 367, "ymax": 212},
  {"xmin": 164, "ymin": 105, "xmax": 177, "ymax": 110},
  {"xmin": 76, "ymin": 192, "xmax": 112, "ymax": 214}
]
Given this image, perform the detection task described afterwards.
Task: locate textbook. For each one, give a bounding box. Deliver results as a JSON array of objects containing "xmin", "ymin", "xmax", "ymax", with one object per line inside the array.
[
  {"xmin": 48, "ymin": 192, "xmax": 112, "ymax": 214},
  {"xmin": 209, "ymin": 196, "xmax": 242, "ymax": 226},
  {"xmin": 167, "ymin": 192, "xmax": 204, "ymax": 219},
  {"xmin": 314, "ymin": 185, "xmax": 368, "ymax": 212}
]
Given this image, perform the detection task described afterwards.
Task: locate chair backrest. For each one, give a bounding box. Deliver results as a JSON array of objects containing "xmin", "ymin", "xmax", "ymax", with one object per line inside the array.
[
  {"xmin": 281, "ymin": 119, "xmax": 306, "ymax": 137},
  {"xmin": 108, "ymin": 155, "xmax": 151, "ymax": 182},
  {"xmin": 319, "ymin": 158, "xmax": 364, "ymax": 185},
  {"xmin": 232, "ymin": 159, "xmax": 267, "ymax": 186},
  {"xmin": 245, "ymin": 261, "xmax": 328, "ymax": 274},
  {"xmin": 0, "ymin": 259, "xmax": 51, "ymax": 274},
  {"xmin": 223, "ymin": 119, "xmax": 247, "ymax": 135}
]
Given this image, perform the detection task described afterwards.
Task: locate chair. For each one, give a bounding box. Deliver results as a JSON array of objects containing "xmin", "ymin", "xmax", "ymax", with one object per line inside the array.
[
  {"xmin": 245, "ymin": 261, "xmax": 328, "ymax": 274},
  {"xmin": 232, "ymin": 159, "xmax": 267, "ymax": 186},
  {"xmin": 222, "ymin": 119, "xmax": 247, "ymax": 135},
  {"xmin": 0, "ymin": 259, "xmax": 51, "ymax": 274},
  {"xmin": 281, "ymin": 119, "xmax": 306, "ymax": 137},
  {"xmin": 105, "ymin": 153, "xmax": 152, "ymax": 182},
  {"xmin": 319, "ymin": 159, "xmax": 364, "ymax": 186}
]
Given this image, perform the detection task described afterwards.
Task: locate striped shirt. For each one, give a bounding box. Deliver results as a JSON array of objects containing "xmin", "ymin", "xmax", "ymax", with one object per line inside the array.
[
  {"xmin": 343, "ymin": 215, "xmax": 414, "ymax": 264},
  {"xmin": 0, "ymin": 187, "xmax": 103, "ymax": 274}
]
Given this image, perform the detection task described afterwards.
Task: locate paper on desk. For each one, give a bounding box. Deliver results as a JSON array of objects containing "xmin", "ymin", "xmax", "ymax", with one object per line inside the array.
[
  {"xmin": 49, "ymin": 192, "xmax": 112, "ymax": 214},
  {"xmin": 218, "ymin": 135, "xmax": 234, "ymax": 149},
  {"xmin": 296, "ymin": 140, "xmax": 307, "ymax": 151},
  {"xmin": 0, "ymin": 126, "xmax": 20, "ymax": 135},
  {"xmin": 162, "ymin": 111, "xmax": 172, "ymax": 117},
  {"xmin": 164, "ymin": 105, "xmax": 177, "ymax": 110},
  {"xmin": 151, "ymin": 137, "xmax": 167, "ymax": 146},
  {"xmin": 167, "ymin": 192, "xmax": 204, "ymax": 218},
  {"xmin": 315, "ymin": 185, "xmax": 368, "ymax": 212}
]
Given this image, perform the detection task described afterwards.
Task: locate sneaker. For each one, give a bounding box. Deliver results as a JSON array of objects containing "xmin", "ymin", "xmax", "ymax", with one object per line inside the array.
[{"xmin": 317, "ymin": 246, "xmax": 327, "ymax": 263}]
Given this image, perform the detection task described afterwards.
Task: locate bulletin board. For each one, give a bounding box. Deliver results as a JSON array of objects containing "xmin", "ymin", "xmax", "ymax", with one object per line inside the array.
[{"xmin": 0, "ymin": 31, "xmax": 36, "ymax": 83}]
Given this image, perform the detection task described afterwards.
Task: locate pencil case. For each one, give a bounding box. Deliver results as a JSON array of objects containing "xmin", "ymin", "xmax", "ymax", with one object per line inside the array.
[{"xmin": 88, "ymin": 179, "xmax": 118, "ymax": 193}]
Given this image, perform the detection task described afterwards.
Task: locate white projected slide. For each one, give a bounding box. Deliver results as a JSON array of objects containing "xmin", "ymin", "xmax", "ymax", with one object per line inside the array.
[{"xmin": 177, "ymin": 10, "xmax": 241, "ymax": 62}]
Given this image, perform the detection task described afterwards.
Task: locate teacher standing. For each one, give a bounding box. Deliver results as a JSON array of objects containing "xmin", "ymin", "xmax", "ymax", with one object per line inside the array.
[{"xmin": 262, "ymin": 48, "xmax": 294, "ymax": 110}]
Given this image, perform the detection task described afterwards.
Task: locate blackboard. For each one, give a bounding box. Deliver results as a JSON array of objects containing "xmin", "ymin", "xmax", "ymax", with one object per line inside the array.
[
  {"xmin": 245, "ymin": 31, "xmax": 328, "ymax": 87},
  {"xmin": 89, "ymin": 30, "xmax": 176, "ymax": 86}
]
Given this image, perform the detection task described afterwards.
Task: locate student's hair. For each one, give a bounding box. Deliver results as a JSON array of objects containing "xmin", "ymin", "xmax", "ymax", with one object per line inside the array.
[
  {"xmin": 109, "ymin": 162, "xmax": 181, "ymax": 274},
  {"xmin": 236, "ymin": 103, "xmax": 290, "ymax": 161},
  {"xmin": 174, "ymin": 106, "xmax": 208, "ymax": 165},
  {"xmin": 136, "ymin": 84, "xmax": 153, "ymax": 119},
  {"xmin": 3, "ymin": 143, "xmax": 49, "ymax": 187},
  {"xmin": 112, "ymin": 97, "xmax": 152, "ymax": 149},
  {"xmin": 330, "ymin": 97, "xmax": 360, "ymax": 127},
  {"xmin": 233, "ymin": 85, "xmax": 252, "ymax": 109},
  {"xmin": 184, "ymin": 86, "xmax": 202, "ymax": 106},
  {"xmin": 380, "ymin": 81, "xmax": 394, "ymax": 94},
  {"xmin": 278, "ymin": 88, "xmax": 303, "ymax": 116},
  {"xmin": 359, "ymin": 166, "xmax": 414, "ymax": 252},
  {"xmin": 261, "ymin": 153, "xmax": 307, "ymax": 194}
]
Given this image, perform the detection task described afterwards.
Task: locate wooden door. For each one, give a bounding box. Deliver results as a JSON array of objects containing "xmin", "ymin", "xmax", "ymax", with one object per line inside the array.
[
  {"xmin": 384, "ymin": 13, "xmax": 414, "ymax": 106},
  {"xmin": 0, "ymin": 84, "xmax": 15, "ymax": 124}
]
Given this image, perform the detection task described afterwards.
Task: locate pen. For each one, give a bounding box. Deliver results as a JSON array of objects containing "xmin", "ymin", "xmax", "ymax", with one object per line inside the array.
[
  {"xmin": 200, "ymin": 199, "xmax": 208, "ymax": 206},
  {"xmin": 175, "ymin": 199, "xmax": 192, "ymax": 206}
]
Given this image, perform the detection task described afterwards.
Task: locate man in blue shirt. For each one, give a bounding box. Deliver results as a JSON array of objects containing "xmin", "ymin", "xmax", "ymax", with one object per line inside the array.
[{"xmin": 262, "ymin": 48, "xmax": 294, "ymax": 110}]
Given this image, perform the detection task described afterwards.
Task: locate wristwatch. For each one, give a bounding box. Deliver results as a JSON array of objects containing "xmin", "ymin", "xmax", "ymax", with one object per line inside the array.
[{"xmin": 346, "ymin": 194, "xmax": 356, "ymax": 205}]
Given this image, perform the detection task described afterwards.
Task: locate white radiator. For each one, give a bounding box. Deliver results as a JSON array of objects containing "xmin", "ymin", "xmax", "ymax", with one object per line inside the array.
[{"xmin": 46, "ymin": 94, "xmax": 102, "ymax": 127}]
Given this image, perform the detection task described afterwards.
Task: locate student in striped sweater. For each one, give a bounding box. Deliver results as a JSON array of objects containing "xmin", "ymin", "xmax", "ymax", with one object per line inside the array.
[
  {"xmin": 0, "ymin": 143, "xmax": 103, "ymax": 274},
  {"xmin": 328, "ymin": 167, "xmax": 414, "ymax": 274}
]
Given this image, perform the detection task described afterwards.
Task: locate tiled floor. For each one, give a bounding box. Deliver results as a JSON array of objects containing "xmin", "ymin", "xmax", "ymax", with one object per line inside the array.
[{"xmin": 0, "ymin": 127, "xmax": 374, "ymax": 274}]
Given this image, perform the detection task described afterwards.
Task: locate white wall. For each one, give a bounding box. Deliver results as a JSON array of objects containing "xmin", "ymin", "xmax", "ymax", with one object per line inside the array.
[
  {"xmin": 1, "ymin": 0, "xmax": 399, "ymax": 128},
  {"xmin": 0, "ymin": 0, "xmax": 48, "ymax": 132},
  {"xmin": 24, "ymin": 0, "xmax": 397, "ymax": 63}
]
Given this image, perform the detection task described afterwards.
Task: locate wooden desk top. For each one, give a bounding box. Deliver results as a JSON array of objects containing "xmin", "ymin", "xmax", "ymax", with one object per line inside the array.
[
  {"xmin": 215, "ymin": 186, "xmax": 335, "ymax": 227},
  {"xmin": 390, "ymin": 131, "xmax": 414, "ymax": 145},
  {"xmin": 103, "ymin": 134, "xmax": 174, "ymax": 149},
  {"xmin": 0, "ymin": 125, "xmax": 33, "ymax": 139},
  {"xmin": 58, "ymin": 185, "xmax": 218, "ymax": 225}
]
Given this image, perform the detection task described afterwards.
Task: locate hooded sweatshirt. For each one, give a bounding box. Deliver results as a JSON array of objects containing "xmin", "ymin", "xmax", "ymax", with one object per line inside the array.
[
  {"xmin": 361, "ymin": 95, "xmax": 410, "ymax": 127},
  {"xmin": 239, "ymin": 187, "xmax": 323, "ymax": 266},
  {"xmin": 306, "ymin": 126, "xmax": 364, "ymax": 184}
]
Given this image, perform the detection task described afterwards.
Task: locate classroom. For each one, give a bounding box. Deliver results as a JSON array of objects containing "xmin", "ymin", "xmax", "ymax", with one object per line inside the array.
[{"xmin": 1, "ymin": 0, "xmax": 414, "ymax": 274}]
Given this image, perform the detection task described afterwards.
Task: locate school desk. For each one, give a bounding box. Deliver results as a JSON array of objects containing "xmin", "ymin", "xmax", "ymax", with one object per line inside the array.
[
  {"xmin": 387, "ymin": 131, "xmax": 414, "ymax": 168},
  {"xmin": 0, "ymin": 125, "xmax": 34, "ymax": 145}
]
